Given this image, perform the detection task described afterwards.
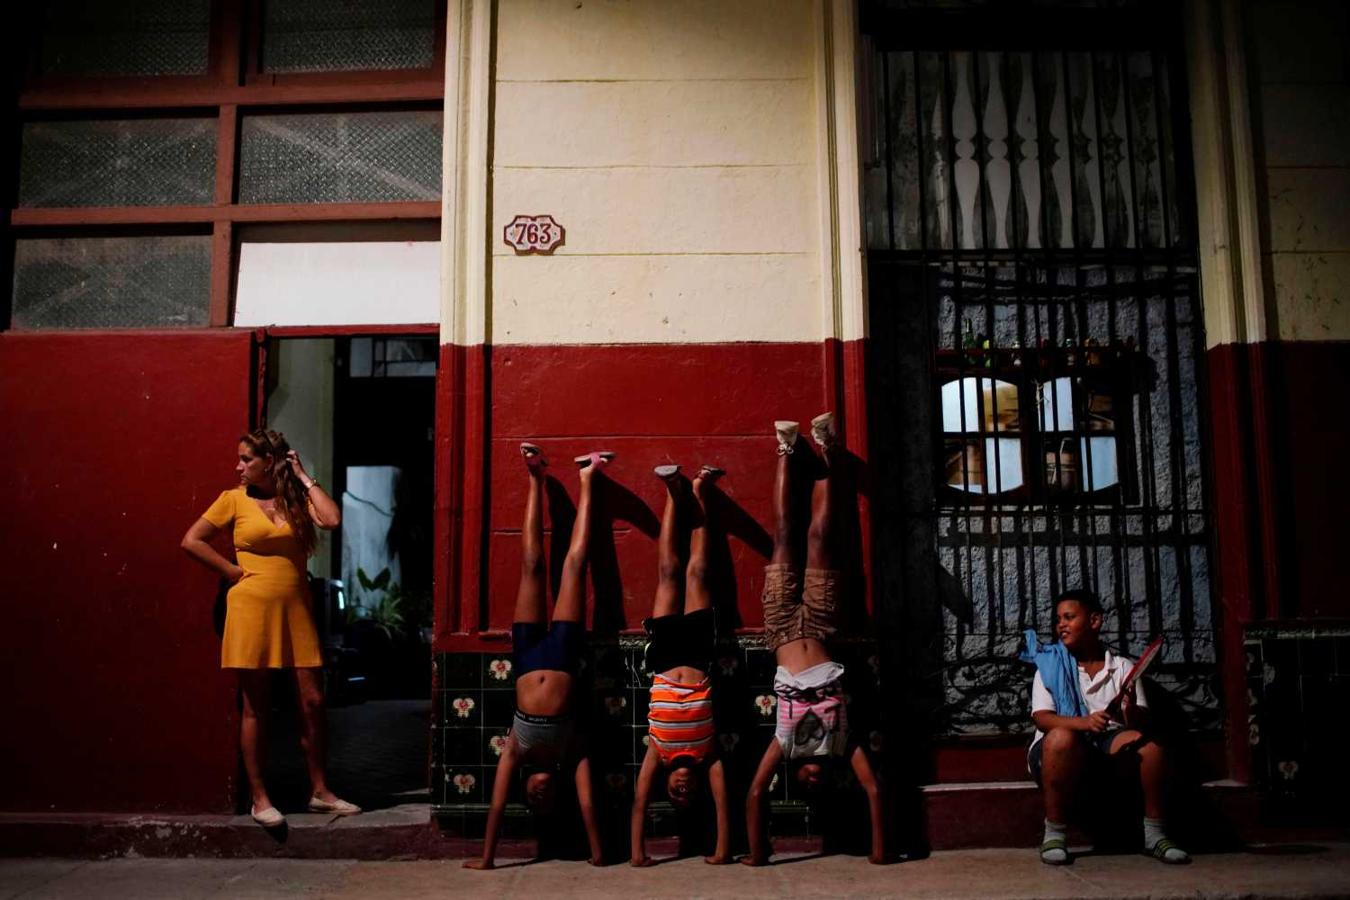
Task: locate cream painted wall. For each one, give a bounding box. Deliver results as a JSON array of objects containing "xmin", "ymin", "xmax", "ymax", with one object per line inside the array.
[
  {"xmin": 1249, "ymin": 0, "xmax": 1350, "ymax": 342},
  {"xmin": 489, "ymin": 0, "xmax": 830, "ymax": 345}
]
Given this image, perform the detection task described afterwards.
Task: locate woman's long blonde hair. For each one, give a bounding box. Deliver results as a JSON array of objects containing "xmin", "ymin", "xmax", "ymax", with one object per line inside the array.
[{"xmin": 241, "ymin": 428, "xmax": 318, "ymax": 556}]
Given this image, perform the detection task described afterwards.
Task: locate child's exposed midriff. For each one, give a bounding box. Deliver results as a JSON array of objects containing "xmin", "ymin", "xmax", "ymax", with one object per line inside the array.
[{"xmin": 516, "ymin": 670, "xmax": 573, "ymax": 717}]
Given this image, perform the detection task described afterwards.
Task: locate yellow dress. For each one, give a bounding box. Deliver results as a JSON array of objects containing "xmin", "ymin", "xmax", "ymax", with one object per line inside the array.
[{"xmin": 201, "ymin": 488, "xmax": 323, "ymax": 669}]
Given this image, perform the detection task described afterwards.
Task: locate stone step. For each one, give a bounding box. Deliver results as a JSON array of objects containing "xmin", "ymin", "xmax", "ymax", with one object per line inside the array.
[{"xmin": 0, "ymin": 782, "xmax": 1272, "ymax": 860}]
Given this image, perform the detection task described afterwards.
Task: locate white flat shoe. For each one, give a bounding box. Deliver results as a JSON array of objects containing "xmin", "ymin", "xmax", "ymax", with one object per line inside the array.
[
  {"xmin": 308, "ymin": 796, "xmax": 361, "ymax": 816},
  {"xmin": 810, "ymin": 411, "xmax": 837, "ymax": 449},
  {"xmin": 251, "ymin": 805, "xmax": 286, "ymax": 827},
  {"xmin": 774, "ymin": 421, "xmax": 799, "ymax": 455}
]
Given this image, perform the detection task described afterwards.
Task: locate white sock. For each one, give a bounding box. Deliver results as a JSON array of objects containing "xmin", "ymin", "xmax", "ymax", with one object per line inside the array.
[
  {"xmin": 1143, "ymin": 817, "xmax": 1189, "ymax": 862},
  {"xmin": 1041, "ymin": 819, "xmax": 1068, "ymax": 862}
]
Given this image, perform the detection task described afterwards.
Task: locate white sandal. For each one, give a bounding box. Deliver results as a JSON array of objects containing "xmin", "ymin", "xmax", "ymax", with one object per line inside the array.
[
  {"xmin": 810, "ymin": 411, "xmax": 837, "ymax": 449},
  {"xmin": 251, "ymin": 805, "xmax": 286, "ymax": 827},
  {"xmin": 774, "ymin": 421, "xmax": 799, "ymax": 455},
  {"xmin": 308, "ymin": 795, "xmax": 361, "ymax": 816}
]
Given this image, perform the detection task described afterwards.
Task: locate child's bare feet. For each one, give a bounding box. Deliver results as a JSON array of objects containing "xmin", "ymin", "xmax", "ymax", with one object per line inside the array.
[
  {"xmin": 774, "ymin": 420, "xmax": 799, "ymax": 455},
  {"xmin": 520, "ymin": 442, "xmax": 547, "ymax": 474},
  {"xmin": 692, "ymin": 465, "xmax": 724, "ymax": 496}
]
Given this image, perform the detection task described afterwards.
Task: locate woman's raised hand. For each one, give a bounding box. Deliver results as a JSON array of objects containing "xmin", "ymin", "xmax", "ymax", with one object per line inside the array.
[{"xmin": 284, "ymin": 449, "xmax": 310, "ymax": 482}]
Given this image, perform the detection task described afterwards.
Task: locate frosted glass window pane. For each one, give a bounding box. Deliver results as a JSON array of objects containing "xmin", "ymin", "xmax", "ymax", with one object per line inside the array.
[
  {"xmin": 263, "ymin": 0, "xmax": 435, "ymax": 73},
  {"xmin": 38, "ymin": 0, "xmax": 210, "ymax": 77},
  {"xmin": 20, "ymin": 119, "xmax": 216, "ymax": 208},
  {"xmin": 12, "ymin": 236, "xmax": 211, "ymax": 330},
  {"xmin": 238, "ymin": 111, "xmax": 442, "ymax": 204}
]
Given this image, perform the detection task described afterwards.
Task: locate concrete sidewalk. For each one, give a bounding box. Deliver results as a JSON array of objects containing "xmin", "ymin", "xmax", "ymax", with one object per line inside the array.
[{"xmin": 4, "ymin": 844, "xmax": 1350, "ymax": 899}]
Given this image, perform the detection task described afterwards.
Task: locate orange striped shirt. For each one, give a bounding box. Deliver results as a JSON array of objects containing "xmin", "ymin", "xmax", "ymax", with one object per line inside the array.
[{"xmin": 647, "ymin": 674, "xmax": 715, "ymax": 766}]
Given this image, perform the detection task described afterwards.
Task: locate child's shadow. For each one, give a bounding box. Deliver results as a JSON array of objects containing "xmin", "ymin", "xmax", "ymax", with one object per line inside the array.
[
  {"xmin": 703, "ymin": 484, "xmax": 772, "ymax": 632},
  {"xmin": 833, "ymin": 447, "xmax": 871, "ymax": 632},
  {"xmin": 595, "ymin": 477, "xmax": 661, "ymax": 636},
  {"xmin": 547, "ymin": 474, "xmax": 661, "ymax": 638}
]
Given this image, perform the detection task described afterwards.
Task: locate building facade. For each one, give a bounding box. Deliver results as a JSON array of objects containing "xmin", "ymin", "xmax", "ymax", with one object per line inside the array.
[{"xmin": 1, "ymin": 0, "xmax": 1346, "ymax": 843}]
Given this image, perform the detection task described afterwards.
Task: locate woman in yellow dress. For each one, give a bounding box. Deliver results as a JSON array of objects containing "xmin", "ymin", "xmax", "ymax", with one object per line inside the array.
[{"xmin": 181, "ymin": 429, "xmax": 360, "ymax": 826}]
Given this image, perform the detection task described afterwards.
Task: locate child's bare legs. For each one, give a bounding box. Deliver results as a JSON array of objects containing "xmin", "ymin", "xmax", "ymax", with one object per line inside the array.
[
  {"xmin": 514, "ymin": 445, "xmax": 548, "ymax": 626},
  {"xmin": 685, "ymin": 467, "xmax": 721, "ymax": 615},
  {"xmin": 555, "ymin": 455, "xmax": 606, "ymax": 624},
  {"xmin": 514, "ymin": 445, "xmax": 568, "ymax": 718},
  {"xmin": 770, "ymin": 439, "xmax": 796, "ymax": 567},
  {"xmin": 805, "ymin": 445, "xmax": 842, "ymax": 573},
  {"xmin": 653, "ymin": 468, "xmax": 684, "ymax": 619},
  {"xmin": 1039, "ymin": 728, "xmax": 1084, "ymax": 826},
  {"xmin": 1106, "ymin": 729, "xmax": 1166, "ymax": 819},
  {"xmin": 1136, "ymin": 741, "xmax": 1168, "ymax": 821},
  {"xmin": 1109, "ymin": 730, "xmax": 1187, "ymax": 861}
]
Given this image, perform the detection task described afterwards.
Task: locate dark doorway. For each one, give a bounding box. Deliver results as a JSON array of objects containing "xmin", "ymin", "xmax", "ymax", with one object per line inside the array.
[{"xmin": 260, "ymin": 334, "xmax": 436, "ymax": 812}]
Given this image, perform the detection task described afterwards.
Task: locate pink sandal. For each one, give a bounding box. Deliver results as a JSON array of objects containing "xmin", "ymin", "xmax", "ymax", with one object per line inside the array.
[
  {"xmin": 520, "ymin": 442, "xmax": 547, "ymax": 471},
  {"xmin": 574, "ymin": 451, "xmax": 616, "ymax": 469}
]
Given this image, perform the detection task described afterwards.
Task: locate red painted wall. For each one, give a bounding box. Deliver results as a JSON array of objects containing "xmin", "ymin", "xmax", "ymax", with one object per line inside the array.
[
  {"xmin": 1270, "ymin": 341, "xmax": 1350, "ymax": 620},
  {"xmin": 1207, "ymin": 340, "xmax": 1350, "ymax": 624},
  {"xmin": 1206, "ymin": 339, "xmax": 1350, "ymax": 781},
  {"xmin": 434, "ymin": 341, "xmax": 872, "ymax": 650},
  {"xmin": 0, "ymin": 331, "xmax": 254, "ymax": 812}
]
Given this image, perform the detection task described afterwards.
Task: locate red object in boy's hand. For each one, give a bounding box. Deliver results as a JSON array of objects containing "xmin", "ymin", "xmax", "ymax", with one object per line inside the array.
[
  {"xmin": 1107, "ymin": 635, "xmax": 1163, "ymax": 719},
  {"xmin": 1121, "ymin": 635, "xmax": 1164, "ymax": 693}
]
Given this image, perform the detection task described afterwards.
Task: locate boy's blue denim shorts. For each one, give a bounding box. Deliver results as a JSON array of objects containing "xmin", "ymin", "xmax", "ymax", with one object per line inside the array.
[{"xmin": 512, "ymin": 620, "xmax": 585, "ymax": 675}]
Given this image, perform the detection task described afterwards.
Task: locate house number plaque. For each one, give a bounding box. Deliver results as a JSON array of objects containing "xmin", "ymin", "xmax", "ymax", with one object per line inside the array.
[{"xmin": 503, "ymin": 214, "xmax": 565, "ymax": 255}]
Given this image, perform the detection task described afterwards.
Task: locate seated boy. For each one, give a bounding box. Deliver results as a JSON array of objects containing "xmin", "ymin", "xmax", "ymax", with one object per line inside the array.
[
  {"xmin": 630, "ymin": 465, "xmax": 733, "ymax": 866},
  {"xmin": 1022, "ymin": 588, "xmax": 1189, "ymax": 866},
  {"xmin": 742, "ymin": 414, "xmax": 886, "ymax": 866}
]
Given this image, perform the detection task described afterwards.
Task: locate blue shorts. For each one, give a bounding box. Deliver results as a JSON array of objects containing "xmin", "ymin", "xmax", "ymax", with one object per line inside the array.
[
  {"xmin": 1027, "ymin": 729, "xmax": 1119, "ymax": 786},
  {"xmin": 512, "ymin": 620, "xmax": 586, "ymax": 676}
]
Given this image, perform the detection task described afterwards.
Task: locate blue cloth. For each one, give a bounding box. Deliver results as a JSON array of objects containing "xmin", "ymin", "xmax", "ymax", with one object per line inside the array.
[
  {"xmin": 1019, "ymin": 628, "xmax": 1088, "ymax": 718},
  {"xmin": 513, "ymin": 620, "xmax": 586, "ymax": 675}
]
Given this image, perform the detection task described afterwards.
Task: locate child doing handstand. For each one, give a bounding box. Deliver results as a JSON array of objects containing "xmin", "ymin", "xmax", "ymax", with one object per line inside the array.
[
  {"xmin": 630, "ymin": 464, "xmax": 733, "ymax": 866},
  {"xmin": 742, "ymin": 414, "xmax": 886, "ymax": 866},
  {"xmin": 464, "ymin": 446, "xmax": 610, "ymax": 870}
]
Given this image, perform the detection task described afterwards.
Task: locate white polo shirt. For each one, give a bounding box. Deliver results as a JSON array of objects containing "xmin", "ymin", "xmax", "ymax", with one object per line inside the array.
[{"xmin": 1028, "ymin": 650, "xmax": 1148, "ymax": 752}]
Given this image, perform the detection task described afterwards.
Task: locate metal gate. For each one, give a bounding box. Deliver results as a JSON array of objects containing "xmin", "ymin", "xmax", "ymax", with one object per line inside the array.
[{"xmin": 861, "ymin": 3, "xmax": 1221, "ymax": 738}]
